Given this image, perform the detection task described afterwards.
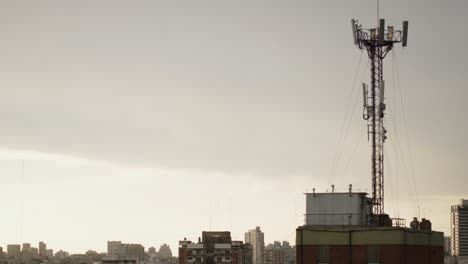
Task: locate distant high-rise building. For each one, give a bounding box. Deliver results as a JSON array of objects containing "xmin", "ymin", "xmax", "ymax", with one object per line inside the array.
[
  {"xmin": 108, "ymin": 241, "xmax": 123, "ymax": 257},
  {"xmin": 107, "ymin": 241, "xmax": 144, "ymax": 261},
  {"xmin": 262, "ymin": 241, "xmax": 295, "ymax": 264},
  {"xmin": 22, "ymin": 243, "xmax": 31, "ymax": 253},
  {"xmin": 55, "ymin": 250, "xmax": 70, "ymax": 259},
  {"xmin": 444, "ymin": 236, "xmax": 451, "ymax": 256},
  {"xmin": 451, "ymin": 199, "xmax": 468, "ymax": 264},
  {"xmin": 281, "ymin": 242, "xmax": 295, "ymax": 264},
  {"xmin": 233, "ymin": 241, "xmax": 253, "ymax": 264},
  {"xmin": 179, "ymin": 231, "xmax": 252, "ymax": 264},
  {"xmin": 262, "ymin": 248, "xmax": 283, "ymax": 264},
  {"xmin": 158, "ymin": 244, "xmax": 172, "ymax": 258},
  {"xmin": 30, "ymin": 247, "xmax": 39, "ymax": 257},
  {"xmin": 148, "ymin": 247, "xmax": 156, "ymax": 255},
  {"xmin": 39, "ymin": 242, "xmax": 47, "ymax": 257},
  {"xmin": 245, "ymin": 227, "xmax": 264, "ymax": 264},
  {"xmin": 46, "ymin": 249, "xmax": 54, "ymax": 258},
  {"xmin": 121, "ymin": 244, "xmax": 145, "ymax": 261},
  {"xmin": 86, "ymin": 250, "xmax": 98, "ymax": 256},
  {"xmin": 444, "ymin": 236, "xmax": 454, "ymax": 264},
  {"xmin": 451, "ymin": 199, "xmax": 468, "ymax": 257},
  {"xmin": 243, "ymin": 244, "xmax": 253, "ymax": 264},
  {"xmin": 7, "ymin": 245, "xmax": 21, "ymax": 258}
]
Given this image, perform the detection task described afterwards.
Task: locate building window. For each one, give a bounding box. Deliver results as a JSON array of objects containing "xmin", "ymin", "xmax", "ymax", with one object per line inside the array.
[
  {"xmin": 367, "ymin": 245, "xmax": 380, "ymax": 264},
  {"xmin": 317, "ymin": 246, "xmax": 329, "ymax": 264}
]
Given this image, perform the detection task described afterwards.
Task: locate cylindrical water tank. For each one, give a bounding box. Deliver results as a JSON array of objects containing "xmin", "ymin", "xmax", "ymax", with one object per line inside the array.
[
  {"xmin": 420, "ymin": 218, "xmax": 432, "ymax": 231},
  {"xmin": 410, "ymin": 217, "xmax": 419, "ymax": 229}
]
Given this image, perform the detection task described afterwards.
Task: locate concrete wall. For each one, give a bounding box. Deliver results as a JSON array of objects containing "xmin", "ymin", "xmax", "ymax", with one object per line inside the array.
[
  {"xmin": 305, "ymin": 193, "xmax": 371, "ymax": 226},
  {"xmin": 297, "ymin": 227, "xmax": 444, "ymax": 246}
]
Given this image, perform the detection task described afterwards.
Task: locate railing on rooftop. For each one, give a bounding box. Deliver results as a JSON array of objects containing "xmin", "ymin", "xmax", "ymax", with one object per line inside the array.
[
  {"xmin": 392, "ymin": 218, "xmax": 406, "ymax": 228},
  {"xmin": 304, "ymin": 214, "xmax": 369, "ymax": 226}
]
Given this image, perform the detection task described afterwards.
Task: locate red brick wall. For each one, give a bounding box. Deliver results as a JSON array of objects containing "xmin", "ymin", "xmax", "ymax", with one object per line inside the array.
[
  {"xmin": 297, "ymin": 244, "xmax": 444, "ymax": 264},
  {"xmin": 404, "ymin": 245, "xmax": 430, "ymax": 264},
  {"xmin": 350, "ymin": 245, "xmax": 366, "ymax": 264},
  {"xmin": 179, "ymin": 248, "xmax": 186, "ymax": 264},
  {"xmin": 380, "ymin": 244, "xmax": 403, "ymax": 263},
  {"xmin": 296, "ymin": 245, "xmax": 317, "ymax": 264},
  {"xmin": 232, "ymin": 251, "xmax": 240, "ymax": 264},
  {"xmin": 330, "ymin": 245, "xmax": 350, "ymax": 264}
]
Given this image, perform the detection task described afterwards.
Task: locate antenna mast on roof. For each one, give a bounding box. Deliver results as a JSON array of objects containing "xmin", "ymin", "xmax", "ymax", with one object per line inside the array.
[{"xmin": 351, "ymin": 15, "xmax": 409, "ymax": 222}]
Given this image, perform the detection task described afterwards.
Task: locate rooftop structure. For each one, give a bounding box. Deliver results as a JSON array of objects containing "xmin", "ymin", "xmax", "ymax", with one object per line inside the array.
[
  {"xmin": 179, "ymin": 231, "xmax": 252, "ymax": 264},
  {"xmin": 298, "ymin": 185, "xmax": 443, "ymax": 263},
  {"xmin": 304, "ymin": 187, "xmax": 372, "ymax": 227}
]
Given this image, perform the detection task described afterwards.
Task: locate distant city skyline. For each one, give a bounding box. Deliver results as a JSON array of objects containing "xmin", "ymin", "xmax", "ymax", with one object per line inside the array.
[
  {"xmin": 0, "ymin": 0, "xmax": 467, "ymax": 254},
  {"xmin": 0, "ymin": 231, "xmax": 283, "ymax": 257}
]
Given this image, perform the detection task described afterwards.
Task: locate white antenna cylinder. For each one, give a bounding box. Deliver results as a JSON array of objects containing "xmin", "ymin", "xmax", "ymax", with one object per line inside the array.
[{"xmin": 351, "ymin": 19, "xmax": 358, "ymax": 45}]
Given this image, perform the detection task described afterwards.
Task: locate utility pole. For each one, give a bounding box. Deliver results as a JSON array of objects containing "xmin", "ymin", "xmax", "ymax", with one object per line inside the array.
[{"xmin": 351, "ymin": 18, "xmax": 409, "ymax": 222}]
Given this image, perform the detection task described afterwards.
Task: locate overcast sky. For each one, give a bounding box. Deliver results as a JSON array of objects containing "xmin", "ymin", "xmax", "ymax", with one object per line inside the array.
[{"xmin": 0, "ymin": 0, "xmax": 467, "ymax": 254}]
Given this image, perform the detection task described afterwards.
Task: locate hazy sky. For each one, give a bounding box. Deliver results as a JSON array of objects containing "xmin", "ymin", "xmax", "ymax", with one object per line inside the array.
[{"xmin": 0, "ymin": 0, "xmax": 467, "ymax": 254}]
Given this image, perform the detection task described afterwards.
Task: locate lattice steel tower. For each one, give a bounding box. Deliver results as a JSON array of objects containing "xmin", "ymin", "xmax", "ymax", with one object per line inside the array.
[{"xmin": 351, "ymin": 18, "xmax": 408, "ymax": 218}]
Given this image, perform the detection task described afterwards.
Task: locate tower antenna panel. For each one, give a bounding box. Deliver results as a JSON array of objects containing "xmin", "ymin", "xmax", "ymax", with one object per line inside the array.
[
  {"xmin": 379, "ymin": 19, "xmax": 386, "ymax": 45},
  {"xmin": 402, "ymin": 21, "xmax": 409, "ymax": 47}
]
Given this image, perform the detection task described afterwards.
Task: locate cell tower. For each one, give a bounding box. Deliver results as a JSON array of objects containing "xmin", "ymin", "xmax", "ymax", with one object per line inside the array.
[{"xmin": 351, "ymin": 18, "xmax": 409, "ymax": 218}]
